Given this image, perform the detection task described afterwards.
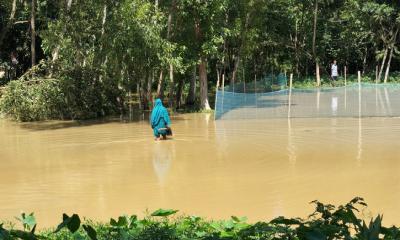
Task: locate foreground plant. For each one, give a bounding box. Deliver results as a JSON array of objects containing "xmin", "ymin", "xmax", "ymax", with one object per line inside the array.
[{"xmin": 0, "ymin": 198, "xmax": 399, "ymax": 240}]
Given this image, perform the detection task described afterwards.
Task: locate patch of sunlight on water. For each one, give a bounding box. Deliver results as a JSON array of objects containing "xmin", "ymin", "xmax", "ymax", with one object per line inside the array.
[{"xmin": 0, "ymin": 114, "xmax": 400, "ymax": 228}]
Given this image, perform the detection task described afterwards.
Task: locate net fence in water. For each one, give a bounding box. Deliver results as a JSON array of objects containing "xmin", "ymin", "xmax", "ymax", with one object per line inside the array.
[
  {"xmin": 215, "ymin": 83, "xmax": 400, "ymax": 120},
  {"xmin": 224, "ymin": 73, "xmax": 288, "ymax": 93}
]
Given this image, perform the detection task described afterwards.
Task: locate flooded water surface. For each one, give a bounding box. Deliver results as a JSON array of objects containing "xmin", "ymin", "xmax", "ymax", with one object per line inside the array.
[{"xmin": 1, "ymin": 114, "xmax": 400, "ymax": 227}]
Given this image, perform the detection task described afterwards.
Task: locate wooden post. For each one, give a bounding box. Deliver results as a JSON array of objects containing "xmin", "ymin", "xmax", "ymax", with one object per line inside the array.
[
  {"xmin": 216, "ymin": 73, "xmax": 220, "ymax": 91},
  {"xmin": 344, "ymin": 66, "xmax": 347, "ymax": 86},
  {"xmin": 232, "ymin": 70, "xmax": 235, "ymax": 92},
  {"xmin": 137, "ymin": 83, "xmax": 142, "ymax": 110},
  {"xmin": 288, "ymin": 73, "xmax": 293, "ymax": 118},
  {"xmin": 344, "ymin": 86, "xmax": 347, "ymax": 110},
  {"xmin": 222, "ymin": 74, "xmax": 225, "ymax": 94},
  {"xmin": 214, "ymin": 73, "xmax": 220, "ymax": 114},
  {"xmin": 254, "ymin": 74, "xmax": 256, "ymax": 93}
]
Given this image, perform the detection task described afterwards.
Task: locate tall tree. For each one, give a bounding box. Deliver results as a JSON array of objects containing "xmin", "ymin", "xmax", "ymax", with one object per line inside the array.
[
  {"xmin": 31, "ymin": 0, "xmax": 36, "ymax": 66},
  {"xmin": 312, "ymin": 0, "xmax": 320, "ymax": 86}
]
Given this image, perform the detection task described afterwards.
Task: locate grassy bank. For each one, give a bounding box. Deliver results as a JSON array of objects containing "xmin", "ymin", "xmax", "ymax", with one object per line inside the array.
[
  {"xmin": 1, "ymin": 198, "xmax": 399, "ymax": 240},
  {"xmin": 292, "ymin": 72, "xmax": 400, "ymax": 89}
]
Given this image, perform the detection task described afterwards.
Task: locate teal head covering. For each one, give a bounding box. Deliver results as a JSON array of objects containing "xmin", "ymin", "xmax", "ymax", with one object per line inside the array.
[{"xmin": 151, "ymin": 99, "xmax": 171, "ymax": 129}]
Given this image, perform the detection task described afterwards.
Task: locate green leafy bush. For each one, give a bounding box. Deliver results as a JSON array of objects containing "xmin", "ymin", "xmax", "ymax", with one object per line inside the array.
[
  {"xmin": 0, "ymin": 66, "xmax": 123, "ymax": 121},
  {"xmin": 0, "ymin": 79, "xmax": 66, "ymax": 121}
]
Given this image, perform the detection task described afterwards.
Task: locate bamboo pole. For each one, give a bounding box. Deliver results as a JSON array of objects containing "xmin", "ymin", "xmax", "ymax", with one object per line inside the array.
[
  {"xmin": 357, "ymin": 70, "xmax": 362, "ymax": 163},
  {"xmin": 216, "ymin": 73, "xmax": 220, "ymax": 90},
  {"xmin": 358, "ymin": 71, "xmax": 362, "ymax": 118},
  {"xmin": 243, "ymin": 67, "xmax": 246, "ymax": 93},
  {"xmin": 254, "ymin": 73, "xmax": 257, "ymax": 118}
]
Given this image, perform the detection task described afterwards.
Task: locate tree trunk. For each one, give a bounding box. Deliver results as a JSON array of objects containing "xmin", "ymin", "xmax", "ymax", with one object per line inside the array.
[
  {"xmin": 176, "ymin": 77, "xmax": 185, "ymax": 109},
  {"xmin": 362, "ymin": 47, "xmax": 367, "ymax": 74},
  {"xmin": 51, "ymin": 0, "xmax": 73, "ymax": 64},
  {"xmin": 384, "ymin": 29, "xmax": 398, "ymax": 83},
  {"xmin": 168, "ymin": 64, "xmax": 174, "ymax": 108},
  {"xmin": 31, "ymin": 0, "xmax": 36, "ymax": 66},
  {"xmin": 231, "ymin": 12, "xmax": 250, "ymax": 87},
  {"xmin": 384, "ymin": 47, "xmax": 394, "ymax": 83},
  {"xmin": 187, "ymin": 65, "xmax": 196, "ymax": 105},
  {"xmin": 378, "ymin": 48, "xmax": 388, "ymax": 83},
  {"xmin": 316, "ymin": 62, "xmax": 320, "ymax": 86},
  {"xmin": 97, "ymin": 3, "xmax": 107, "ymax": 66},
  {"xmin": 67, "ymin": 0, "xmax": 73, "ymax": 9},
  {"xmin": 147, "ymin": 71, "xmax": 154, "ymax": 107},
  {"xmin": 199, "ymin": 57, "xmax": 211, "ymax": 110},
  {"xmin": 140, "ymin": 74, "xmax": 149, "ymax": 111},
  {"xmin": 231, "ymin": 55, "xmax": 240, "ymax": 87},
  {"xmin": 295, "ymin": 19, "xmax": 300, "ymax": 77},
  {"xmin": 312, "ymin": 0, "xmax": 320, "ymax": 86},
  {"xmin": 137, "ymin": 82, "xmax": 142, "ymax": 110},
  {"xmin": 0, "ymin": 0, "xmax": 17, "ymax": 47},
  {"xmin": 167, "ymin": 0, "xmax": 175, "ymax": 108},
  {"xmin": 156, "ymin": 70, "xmax": 164, "ymax": 99}
]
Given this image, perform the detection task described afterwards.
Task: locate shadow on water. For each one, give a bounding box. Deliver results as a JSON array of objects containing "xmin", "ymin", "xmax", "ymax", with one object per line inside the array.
[{"xmin": 17, "ymin": 112, "xmax": 187, "ymax": 131}]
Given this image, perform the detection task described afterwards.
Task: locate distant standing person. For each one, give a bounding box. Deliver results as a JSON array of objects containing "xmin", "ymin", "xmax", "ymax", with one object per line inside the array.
[
  {"xmin": 150, "ymin": 99, "xmax": 172, "ymax": 141},
  {"xmin": 331, "ymin": 60, "xmax": 338, "ymax": 81}
]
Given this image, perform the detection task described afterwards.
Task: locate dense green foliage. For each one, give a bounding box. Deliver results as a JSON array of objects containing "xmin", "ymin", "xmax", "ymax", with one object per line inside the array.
[
  {"xmin": 0, "ymin": 61, "xmax": 122, "ymax": 121},
  {"xmin": 1, "ymin": 0, "xmax": 400, "ymax": 120},
  {"xmin": 1, "ymin": 198, "xmax": 400, "ymax": 240}
]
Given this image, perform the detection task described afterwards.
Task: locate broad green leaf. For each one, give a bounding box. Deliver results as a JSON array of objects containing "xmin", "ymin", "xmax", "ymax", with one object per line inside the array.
[
  {"xmin": 22, "ymin": 214, "xmax": 36, "ymax": 231},
  {"xmin": 150, "ymin": 209, "xmax": 178, "ymax": 217},
  {"xmin": 54, "ymin": 214, "xmax": 81, "ymax": 233},
  {"xmin": 67, "ymin": 214, "xmax": 81, "ymax": 233}
]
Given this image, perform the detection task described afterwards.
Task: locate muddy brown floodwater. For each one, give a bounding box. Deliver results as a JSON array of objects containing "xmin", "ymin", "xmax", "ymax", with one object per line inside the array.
[{"xmin": 0, "ymin": 114, "xmax": 400, "ymax": 228}]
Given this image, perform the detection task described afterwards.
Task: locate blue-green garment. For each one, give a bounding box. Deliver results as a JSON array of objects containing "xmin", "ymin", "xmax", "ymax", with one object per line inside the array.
[{"xmin": 151, "ymin": 99, "xmax": 171, "ymax": 137}]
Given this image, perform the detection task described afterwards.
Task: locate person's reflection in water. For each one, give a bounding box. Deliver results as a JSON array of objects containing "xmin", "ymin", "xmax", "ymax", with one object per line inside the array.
[{"xmin": 152, "ymin": 142, "xmax": 173, "ymax": 186}]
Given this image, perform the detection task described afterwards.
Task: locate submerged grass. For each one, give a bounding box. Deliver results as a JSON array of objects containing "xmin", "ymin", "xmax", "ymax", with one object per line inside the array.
[{"xmin": 1, "ymin": 198, "xmax": 399, "ymax": 240}]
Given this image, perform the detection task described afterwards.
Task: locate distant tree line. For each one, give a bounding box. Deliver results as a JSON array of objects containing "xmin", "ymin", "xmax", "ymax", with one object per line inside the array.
[{"xmin": 0, "ymin": 0, "xmax": 399, "ymax": 115}]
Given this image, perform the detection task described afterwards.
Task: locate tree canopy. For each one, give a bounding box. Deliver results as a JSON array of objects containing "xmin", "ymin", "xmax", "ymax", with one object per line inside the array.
[{"xmin": 0, "ymin": 0, "xmax": 399, "ymax": 119}]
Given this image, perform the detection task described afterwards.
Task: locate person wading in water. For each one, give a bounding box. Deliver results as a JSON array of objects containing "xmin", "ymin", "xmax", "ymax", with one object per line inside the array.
[{"xmin": 150, "ymin": 99, "xmax": 172, "ymax": 141}]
